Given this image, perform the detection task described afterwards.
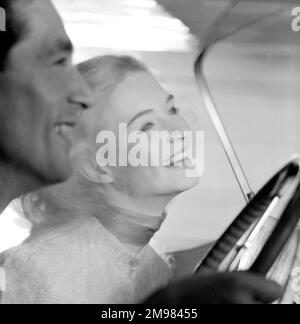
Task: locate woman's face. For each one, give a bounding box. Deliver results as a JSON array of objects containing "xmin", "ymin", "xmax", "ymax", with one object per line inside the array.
[{"xmin": 80, "ymin": 72, "xmax": 200, "ymax": 201}]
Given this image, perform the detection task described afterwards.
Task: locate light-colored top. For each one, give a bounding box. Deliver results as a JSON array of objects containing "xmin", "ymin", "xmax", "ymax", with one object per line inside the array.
[{"xmin": 0, "ymin": 214, "xmax": 174, "ymax": 304}]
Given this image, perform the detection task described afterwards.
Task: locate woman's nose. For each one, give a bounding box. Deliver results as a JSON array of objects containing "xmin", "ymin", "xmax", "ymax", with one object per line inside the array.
[
  {"xmin": 164, "ymin": 115, "xmax": 191, "ymax": 134},
  {"xmin": 165, "ymin": 117, "xmax": 191, "ymax": 150}
]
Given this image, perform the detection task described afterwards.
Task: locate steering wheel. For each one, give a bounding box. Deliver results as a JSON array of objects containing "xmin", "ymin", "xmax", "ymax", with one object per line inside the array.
[{"xmin": 194, "ymin": 158, "xmax": 300, "ymax": 302}]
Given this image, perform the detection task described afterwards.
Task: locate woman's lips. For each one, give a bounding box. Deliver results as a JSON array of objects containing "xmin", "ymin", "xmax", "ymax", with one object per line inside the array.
[
  {"xmin": 161, "ymin": 140, "xmax": 194, "ymax": 167},
  {"xmin": 162, "ymin": 154, "xmax": 196, "ymax": 170},
  {"xmin": 161, "ymin": 143, "xmax": 190, "ymax": 166}
]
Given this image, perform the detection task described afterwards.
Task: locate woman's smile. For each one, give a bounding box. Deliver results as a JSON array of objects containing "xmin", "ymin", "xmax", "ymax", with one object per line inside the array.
[
  {"xmin": 161, "ymin": 141, "xmax": 195, "ymax": 169},
  {"xmin": 163, "ymin": 156, "xmax": 196, "ymax": 170}
]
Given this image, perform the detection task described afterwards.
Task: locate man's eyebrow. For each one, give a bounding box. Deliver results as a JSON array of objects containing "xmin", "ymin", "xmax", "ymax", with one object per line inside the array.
[{"xmin": 128, "ymin": 109, "xmax": 154, "ymax": 126}]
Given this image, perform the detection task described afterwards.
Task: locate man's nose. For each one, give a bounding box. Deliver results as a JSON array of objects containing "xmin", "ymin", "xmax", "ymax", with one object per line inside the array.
[{"xmin": 68, "ymin": 72, "xmax": 94, "ymax": 110}]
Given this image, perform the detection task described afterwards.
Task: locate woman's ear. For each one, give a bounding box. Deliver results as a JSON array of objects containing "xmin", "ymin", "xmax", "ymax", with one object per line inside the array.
[
  {"xmin": 95, "ymin": 165, "xmax": 114, "ymax": 184},
  {"xmin": 80, "ymin": 159, "xmax": 114, "ymax": 185}
]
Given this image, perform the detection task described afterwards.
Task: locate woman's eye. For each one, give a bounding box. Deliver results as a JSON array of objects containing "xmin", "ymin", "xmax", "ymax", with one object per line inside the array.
[
  {"xmin": 141, "ymin": 122, "xmax": 154, "ymax": 132},
  {"xmin": 169, "ymin": 107, "xmax": 179, "ymax": 115}
]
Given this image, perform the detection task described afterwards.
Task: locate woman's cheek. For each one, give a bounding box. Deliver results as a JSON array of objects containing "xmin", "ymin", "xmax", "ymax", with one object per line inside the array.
[
  {"xmin": 149, "ymin": 137, "xmax": 161, "ymax": 166},
  {"xmin": 127, "ymin": 132, "xmax": 152, "ymax": 167}
]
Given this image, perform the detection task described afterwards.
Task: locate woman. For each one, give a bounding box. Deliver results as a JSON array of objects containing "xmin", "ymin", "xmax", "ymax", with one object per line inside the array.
[{"xmin": 0, "ymin": 55, "xmax": 200, "ymax": 304}]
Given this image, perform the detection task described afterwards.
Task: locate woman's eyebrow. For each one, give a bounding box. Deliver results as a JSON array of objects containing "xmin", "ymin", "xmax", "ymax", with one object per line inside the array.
[
  {"xmin": 128, "ymin": 109, "xmax": 154, "ymax": 126},
  {"xmin": 127, "ymin": 95, "xmax": 174, "ymax": 126}
]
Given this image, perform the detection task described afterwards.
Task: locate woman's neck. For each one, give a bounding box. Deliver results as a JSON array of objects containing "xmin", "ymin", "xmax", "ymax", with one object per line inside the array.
[
  {"xmin": 93, "ymin": 203, "xmax": 167, "ymax": 254},
  {"xmin": 92, "ymin": 188, "xmax": 173, "ymax": 253},
  {"xmin": 52, "ymin": 179, "xmax": 170, "ymax": 254}
]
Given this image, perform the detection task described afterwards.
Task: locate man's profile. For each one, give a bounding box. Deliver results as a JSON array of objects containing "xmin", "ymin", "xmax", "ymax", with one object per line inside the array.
[{"xmin": 0, "ymin": 0, "xmax": 93, "ymax": 214}]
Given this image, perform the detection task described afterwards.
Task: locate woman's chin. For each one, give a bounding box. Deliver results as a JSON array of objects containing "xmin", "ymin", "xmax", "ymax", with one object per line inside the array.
[{"xmin": 163, "ymin": 165, "xmax": 200, "ymax": 192}]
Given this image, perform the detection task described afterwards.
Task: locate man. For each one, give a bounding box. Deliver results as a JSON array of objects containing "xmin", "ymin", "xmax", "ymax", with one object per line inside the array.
[
  {"xmin": 0, "ymin": 0, "xmax": 282, "ymax": 304},
  {"xmin": 0, "ymin": 0, "xmax": 93, "ymax": 213}
]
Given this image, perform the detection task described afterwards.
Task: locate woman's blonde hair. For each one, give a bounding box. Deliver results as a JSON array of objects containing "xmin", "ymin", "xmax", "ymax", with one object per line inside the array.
[
  {"xmin": 78, "ymin": 55, "xmax": 148, "ymax": 94},
  {"xmin": 22, "ymin": 55, "xmax": 150, "ymax": 224}
]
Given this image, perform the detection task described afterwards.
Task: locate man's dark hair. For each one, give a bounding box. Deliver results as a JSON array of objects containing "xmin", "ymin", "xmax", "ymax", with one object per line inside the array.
[{"xmin": 0, "ymin": 0, "xmax": 28, "ymax": 71}]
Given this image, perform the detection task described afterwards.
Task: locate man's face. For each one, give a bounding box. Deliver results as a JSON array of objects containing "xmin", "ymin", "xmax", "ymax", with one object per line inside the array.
[{"xmin": 0, "ymin": 0, "xmax": 93, "ymax": 186}]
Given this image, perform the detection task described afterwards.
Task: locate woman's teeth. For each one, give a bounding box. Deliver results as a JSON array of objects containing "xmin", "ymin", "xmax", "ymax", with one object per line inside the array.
[{"xmin": 164, "ymin": 156, "xmax": 196, "ymax": 169}]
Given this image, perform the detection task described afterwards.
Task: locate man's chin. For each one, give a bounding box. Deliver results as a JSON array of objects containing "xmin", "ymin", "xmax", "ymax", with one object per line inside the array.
[
  {"xmin": 48, "ymin": 164, "xmax": 73, "ymax": 184},
  {"xmin": 44, "ymin": 143, "xmax": 74, "ymax": 185},
  {"xmin": 38, "ymin": 159, "xmax": 73, "ymax": 187}
]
